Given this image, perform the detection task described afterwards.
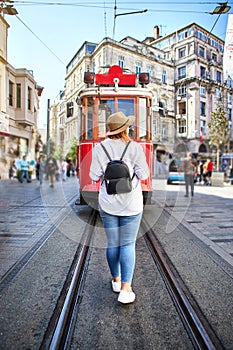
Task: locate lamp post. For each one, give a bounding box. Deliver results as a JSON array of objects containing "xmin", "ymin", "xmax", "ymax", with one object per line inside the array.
[
  {"xmin": 0, "ymin": 1, "xmax": 18, "ymax": 15},
  {"xmin": 47, "ymin": 99, "xmax": 50, "ymax": 156}
]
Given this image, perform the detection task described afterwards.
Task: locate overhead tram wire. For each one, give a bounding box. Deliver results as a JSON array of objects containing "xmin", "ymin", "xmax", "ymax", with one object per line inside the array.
[
  {"xmin": 12, "ymin": 1, "xmax": 233, "ymax": 5},
  {"xmin": 12, "ymin": 1, "xmax": 224, "ymax": 14},
  {"xmin": 15, "ymin": 15, "xmax": 65, "ymax": 65}
]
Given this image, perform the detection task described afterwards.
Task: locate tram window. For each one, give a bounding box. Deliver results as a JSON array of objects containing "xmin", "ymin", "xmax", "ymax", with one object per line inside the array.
[
  {"xmin": 118, "ymin": 99, "xmax": 135, "ymax": 137},
  {"xmin": 118, "ymin": 99, "xmax": 134, "ymax": 116},
  {"xmin": 98, "ymin": 100, "xmax": 114, "ymax": 138},
  {"xmin": 87, "ymin": 109, "xmax": 93, "ymax": 139},
  {"xmin": 139, "ymin": 98, "xmax": 147, "ymax": 139}
]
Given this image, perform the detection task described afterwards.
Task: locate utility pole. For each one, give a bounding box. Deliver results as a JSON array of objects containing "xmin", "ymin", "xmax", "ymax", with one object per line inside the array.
[{"xmin": 47, "ymin": 99, "xmax": 50, "ymax": 156}]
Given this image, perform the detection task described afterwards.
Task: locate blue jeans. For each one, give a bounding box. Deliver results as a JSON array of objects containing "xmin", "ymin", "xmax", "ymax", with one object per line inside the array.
[
  {"xmin": 20, "ymin": 170, "xmax": 30, "ymax": 183},
  {"xmin": 99, "ymin": 209, "xmax": 142, "ymax": 283}
]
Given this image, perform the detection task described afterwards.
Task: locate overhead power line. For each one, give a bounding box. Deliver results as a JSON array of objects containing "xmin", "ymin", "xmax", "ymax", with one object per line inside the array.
[{"xmin": 15, "ymin": 15, "xmax": 65, "ymax": 65}]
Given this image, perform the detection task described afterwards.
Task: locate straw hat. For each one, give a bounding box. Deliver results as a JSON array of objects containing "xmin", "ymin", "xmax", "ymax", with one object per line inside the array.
[{"xmin": 107, "ymin": 112, "xmax": 135, "ymax": 136}]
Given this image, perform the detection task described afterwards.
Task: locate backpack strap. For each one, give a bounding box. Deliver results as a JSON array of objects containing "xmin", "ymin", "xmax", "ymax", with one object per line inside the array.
[
  {"xmin": 120, "ymin": 141, "xmax": 131, "ymax": 161},
  {"xmin": 100, "ymin": 143, "xmax": 112, "ymax": 161},
  {"xmin": 100, "ymin": 141, "xmax": 131, "ymax": 161}
]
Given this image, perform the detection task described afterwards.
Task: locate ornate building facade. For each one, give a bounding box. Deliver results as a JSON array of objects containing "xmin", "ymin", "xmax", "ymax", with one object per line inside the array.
[{"xmin": 0, "ymin": 14, "xmax": 42, "ymax": 178}]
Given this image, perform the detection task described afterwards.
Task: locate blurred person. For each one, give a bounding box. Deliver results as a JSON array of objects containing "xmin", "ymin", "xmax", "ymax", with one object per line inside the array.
[
  {"xmin": 90, "ymin": 112, "xmax": 149, "ymax": 304},
  {"xmin": 46, "ymin": 153, "xmax": 58, "ymax": 188},
  {"xmin": 61, "ymin": 159, "xmax": 68, "ymax": 181},
  {"xmin": 36, "ymin": 156, "xmax": 45, "ymax": 184},
  {"xmin": 9, "ymin": 160, "xmax": 17, "ymax": 181},
  {"xmin": 205, "ymin": 158, "xmax": 214, "ymax": 186},
  {"xmin": 180, "ymin": 152, "xmax": 198, "ymax": 197},
  {"xmin": 19, "ymin": 155, "xmax": 31, "ymax": 183}
]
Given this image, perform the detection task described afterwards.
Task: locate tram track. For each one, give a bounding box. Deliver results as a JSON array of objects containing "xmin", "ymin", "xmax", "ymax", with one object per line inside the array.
[
  {"xmin": 142, "ymin": 218, "xmax": 224, "ymax": 350},
  {"xmin": 40, "ymin": 207, "xmax": 226, "ymax": 350},
  {"xmin": 40, "ymin": 209, "xmax": 98, "ymax": 350}
]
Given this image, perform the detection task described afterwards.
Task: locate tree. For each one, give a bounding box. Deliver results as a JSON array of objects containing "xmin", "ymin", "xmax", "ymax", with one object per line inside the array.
[
  {"xmin": 208, "ymin": 104, "xmax": 230, "ymax": 171},
  {"xmin": 66, "ymin": 136, "xmax": 77, "ymax": 163}
]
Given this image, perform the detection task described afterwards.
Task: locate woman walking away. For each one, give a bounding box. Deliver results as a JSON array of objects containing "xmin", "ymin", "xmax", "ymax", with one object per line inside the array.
[{"xmin": 90, "ymin": 112, "xmax": 149, "ymax": 304}]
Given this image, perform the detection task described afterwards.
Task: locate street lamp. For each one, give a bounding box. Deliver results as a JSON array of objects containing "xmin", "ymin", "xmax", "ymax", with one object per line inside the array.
[
  {"xmin": 115, "ymin": 9, "xmax": 148, "ymax": 18},
  {"xmin": 0, "ymin": 1, "xmax": 18, "ymax": 15},
  {"xmin": 210, "ymin": 2, "xmax": 231, "ymax": 15}
]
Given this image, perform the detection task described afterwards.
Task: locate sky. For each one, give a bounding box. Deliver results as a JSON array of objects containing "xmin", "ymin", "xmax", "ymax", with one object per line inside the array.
[{"xmin": 3, "ymin": 0, "xmax": 233, "ymax": 126}]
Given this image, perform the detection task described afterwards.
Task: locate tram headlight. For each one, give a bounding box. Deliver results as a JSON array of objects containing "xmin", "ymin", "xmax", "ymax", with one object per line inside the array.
[
  {"xmin": 139, "ymin": 72, "xmax": 150, "ymax": 86},
  {"xmin": 84, "ymin": 71, "xmax": 95, "ymax": 85}
]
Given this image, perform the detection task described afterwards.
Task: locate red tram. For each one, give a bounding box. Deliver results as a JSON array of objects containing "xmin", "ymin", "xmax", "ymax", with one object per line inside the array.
[{"xmin": 77, "ymin": 65, "xmax": 154, "ymax": 205}]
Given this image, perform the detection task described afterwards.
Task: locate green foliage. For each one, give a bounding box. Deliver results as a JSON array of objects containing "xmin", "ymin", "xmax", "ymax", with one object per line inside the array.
[
  {"xmin": 53, "ymin": 145, "xmax": 64, "ymax": 160},
  {"xmin": 208, "ymin": 105, "xmax": 230, "ymax": 149},
  {"xmin": 66, "ymin": 136, "xmax": 77, "ymax": 162},
  {"xmin": 208, "ymin": 104, "xmax": 230, "ymax": 171}
]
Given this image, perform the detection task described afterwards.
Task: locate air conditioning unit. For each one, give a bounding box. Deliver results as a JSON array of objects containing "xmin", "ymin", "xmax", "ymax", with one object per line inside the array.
[{"xmin": 176, "ymin": 114, "xmax": 181, "ymax": 119}]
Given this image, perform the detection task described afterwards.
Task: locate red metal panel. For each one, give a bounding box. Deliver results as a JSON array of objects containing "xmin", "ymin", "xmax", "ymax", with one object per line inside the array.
[
  {"xmin": 95, "ymin": 65, "xmax": 136, "ymax": 86},
  {"xmin": 79, "ymin": 142, "xmax": 93, "ymax": 190}
]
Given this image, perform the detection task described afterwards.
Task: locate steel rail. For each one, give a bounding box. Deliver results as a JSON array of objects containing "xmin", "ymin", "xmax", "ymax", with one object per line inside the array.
[
  {"xmin": 40, "ymin": 209, "xmax": 98, "ymax": 350},
  {"xmin": 142, "ymin": 217, "xmax": 224, "ymax": 350}
]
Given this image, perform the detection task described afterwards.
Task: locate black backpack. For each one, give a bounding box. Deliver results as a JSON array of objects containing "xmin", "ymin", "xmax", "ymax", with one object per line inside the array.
[{"xmin": 100, "ymin": 141, "xmax": 134, "ymax": 195}]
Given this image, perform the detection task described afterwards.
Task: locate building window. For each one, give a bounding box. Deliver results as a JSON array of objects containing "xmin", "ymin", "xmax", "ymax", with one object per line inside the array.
[
  {"xmin": 146, "ymin": 65, "xmax": 152, "ymax": 76},
  {"xmin": 178, "ymin": 119, "xmax": 186, "ymax": 133},
  {"xmin": 200, "ymin": 101, "xmax": 206, "ymax": 116},
  {"xmin": 228, "ymin": 108, "xmax": 232, "ymax": 121},
  {"xmin": 227, "ymin": 92, "xmax": 232, "ymax": 104},
  {"xmin": 16, "ymin": 84, "xmax": 21, "ymax": 108},
  {"xmin": 178, "ymin": 101, "xmax": 186, "ymax": 115},
  {"xmin": 27, "ymin": 87, "xmax": 32, "ymax": 110},
  {"xmin": 216, "ymin": 88, "xmax": 221, "ymax": 100},
  {"xmin": 200, "ymin": 119, "xmax": 206, "ymax": 133},
  {"xmin": 216, "ymin": 71, "xmax": 221, "ymax": 83},
  {"xmin": 199, "ymin": 46, "xmax": 205, "ymax": 58},
  {"xmin": 161, "ymin": 124, "xmax": 168, "ymax": 140},
  {"xmin": 200, "ymin": 86, "xmax": 206, "ymax": 97},
  {"xmin": 159, "ymin": 101, "xmax": 165, "ymax": 117},
  {"xmin": 67, "ymin": 101, "xmax": 74, "ymax": 118},
  {"xmin": 162, "ymin": 70, "xmax": 166, "ymax": 83},
  {"xmin": 212, "ymin": 53, "xmax": 217, "ymax": 62},
  {"xmin": 118, "ymin": 56, "xmax": 124, "ymax": 69},
  {"xmin": 226, "ymin": 76, "xmax": 232, "ymax": 87},
  {"xmin": 9, "ymin": 80, "xmax": 13, "ymax": 106},
  {"xmin": 178, "ymin": 66, "xmax": 186, "ymax": 79},
  {"xmin": 178, "ymin": 85, "xmax": 186, "ymax": 96},
  {"xmin": 179, "ymin": 47, "xmax": 186, "ymax": 58},
  {"xmin": 136, "ymin": 62, "xmax": 142, "ymax": 74},
  {"xmin": 200, "ymin": 66, "xmax": 206, "ymax": 78}
]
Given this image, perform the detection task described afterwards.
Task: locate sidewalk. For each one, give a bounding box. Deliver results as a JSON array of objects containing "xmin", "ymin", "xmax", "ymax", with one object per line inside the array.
[
  {"xmin": 0, "ymin": 177, "xmax": 79, "ymax": 281},
  {"xmin": 152, "ymin": 178, "xmax": 233, "ymax": 266}
]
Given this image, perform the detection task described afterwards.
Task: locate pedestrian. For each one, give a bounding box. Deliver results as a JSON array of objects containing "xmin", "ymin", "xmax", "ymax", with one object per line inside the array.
[
  {"xmin": 180, "ymin": 152, "xmax": 198, "ymax": 197},
  {"xmin": 61, "ymin": 159, "xmax": 68, "ymax": 181},
  {"xmin": 198, "ymin": 161, "xmax": 204, "ymax": 184},
  {"xmin": 46, "ymin": 153, "xmax": 58, "ymax": 188},
  {"xmin": 19, "ymin": 155, "xmax": 31, "ymax": 183},
  {"xmin": 89, "ymin": 111, "xmax": 149, "ymax": 304},
  {"xmin": 71, "ymin": 162, "xmax": 76, "ymax": 176},
  {"xmin": 36, "ymin": 156, "xmax": 45, "ymax": 184},
  {"xmin": 205, "ymin": 158, "xmax": 214, "ymax": 186},
  {"xmin": 9, "ymin": 160, "xmax": 17, "ymax": 181}
]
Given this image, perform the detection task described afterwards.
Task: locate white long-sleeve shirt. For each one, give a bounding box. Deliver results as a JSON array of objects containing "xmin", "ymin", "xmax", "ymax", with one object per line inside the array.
[{"xmin": 89, "ymin": 138, "xmax": 149, "ymax": 216}]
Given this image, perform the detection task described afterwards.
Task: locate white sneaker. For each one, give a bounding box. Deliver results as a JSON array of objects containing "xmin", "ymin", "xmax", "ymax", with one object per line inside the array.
[
  {"xmin": 118, "ymin": 290, "xmax": 135, "ymax": 304},
  {"xmin": 112, "ymin": 280, "xmax": 121, "ymax": 293}
]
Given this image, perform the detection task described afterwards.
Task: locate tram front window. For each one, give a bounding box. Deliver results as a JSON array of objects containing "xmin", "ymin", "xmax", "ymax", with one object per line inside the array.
[
  {"xmin": 139, "ymin": 98, "xmax": 147, "ymax": 139},
  {"xmin": 118, "ymin": 99, "xmax": 134, "ymax": 137},
  {"xmin": 98, "ymin": 100, "xmax": 114, "ymax": 138}
]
